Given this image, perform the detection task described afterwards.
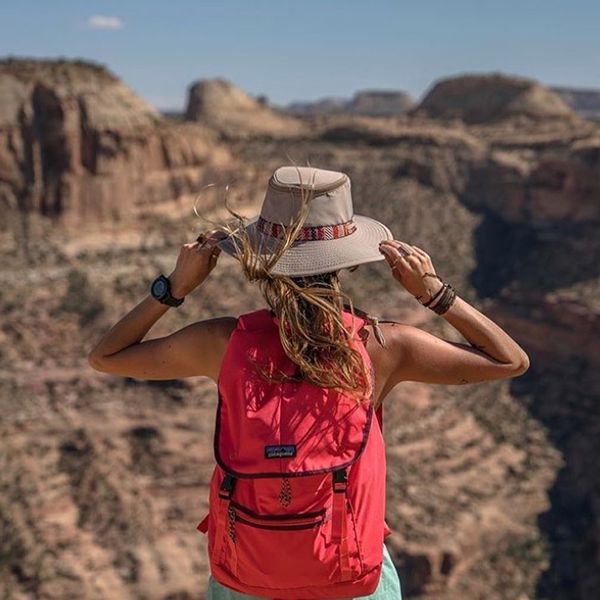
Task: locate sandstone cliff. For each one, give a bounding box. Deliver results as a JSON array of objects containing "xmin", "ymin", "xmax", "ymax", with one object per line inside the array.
[
  {"xmin": 0, "ymin": 58, "xmax": 231, "ymax": 229},
  {"xmin": 184, "ymin": 78, "xmax": 307, "ymax": 139},
  {"xmin": 414, "ymin": 72, "xmax": 580, "ymax": 124},
  {"xmin": 285, "ymin": 89, "xmax": 415, "ymax": 116}
]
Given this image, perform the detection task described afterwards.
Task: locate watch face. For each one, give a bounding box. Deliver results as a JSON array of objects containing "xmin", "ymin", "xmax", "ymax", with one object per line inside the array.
[{"xmin": 152, "ymin": 279, "xmax": 167, "ymax": 298}]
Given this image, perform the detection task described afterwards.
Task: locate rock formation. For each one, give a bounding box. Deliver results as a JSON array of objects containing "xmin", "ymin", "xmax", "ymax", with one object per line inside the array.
[
  {"xmin": 415, "ymin": 72, "xmax": 579, "ymax": 124},
  {"xmin": 285, "ymin": 89, "xmax": 415, "ymax": 116},
  {"xmin": 392, "ymin": 130, "xmax": 600, "ymax": 226},
  {"xmin": 184, "ymin": 78, "xmax": 306, "ymax": 139},
  {"xmin": 1, "ymin": 63, "xmax": 600, "ymax": 599},
  {"xmin": 0, "ymin": 58, "xmax": 231, "ymax": 226},
  {"xmin": 552, "ymin": 85, "xmax": 600, "ymax": 120}
]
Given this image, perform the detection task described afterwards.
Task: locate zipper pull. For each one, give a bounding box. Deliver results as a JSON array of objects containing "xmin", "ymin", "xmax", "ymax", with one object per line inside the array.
[
  {"xmin": 279, "ymin": 477, "xmax": 292, "ymax": 508},
  {"xmin": 227, "ymin": 505, "xmax": 236, "ymax": 543}
]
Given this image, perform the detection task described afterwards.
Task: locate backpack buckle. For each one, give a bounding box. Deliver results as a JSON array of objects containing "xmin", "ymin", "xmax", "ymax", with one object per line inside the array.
[
  {"xmin": 332, "ymin": 468, "xmax": 347, "ymax": 493},
  {"xmin": 219, "ymin": 474, "xmax": 237, "ymax": 499}
]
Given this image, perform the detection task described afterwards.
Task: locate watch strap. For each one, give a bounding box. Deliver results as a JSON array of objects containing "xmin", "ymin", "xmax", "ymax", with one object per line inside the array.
[{"xmin": 151, "ymin": 274, "xmax": 185, "ymax": 307}]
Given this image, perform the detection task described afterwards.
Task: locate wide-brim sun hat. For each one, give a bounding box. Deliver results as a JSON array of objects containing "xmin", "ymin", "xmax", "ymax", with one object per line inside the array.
[{"xmin": 217, "ymin": 166, "xmax": 394, "ymax": 277}]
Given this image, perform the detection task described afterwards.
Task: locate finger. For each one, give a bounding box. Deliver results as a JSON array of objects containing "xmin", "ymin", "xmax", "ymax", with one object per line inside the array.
[
  {"xmin": 380, "ymin": 243, "xmax": 404, "ymax": 260},
  {"xmin": 197, "ymin": 239, "xmax": 221, "ymax": 254},
  {"xmin": 205, "ymin": 237, "xmax": 221, "ymax": 250},
  {"xmin": 205, "ymin": 229, "xmax": 225, "ymax": 242},
  {"xmin": 209, "ymin": 248, "xmax": 221, "ymax": 266},
  {"xmin": 395, "ymin": 243, "xmax": 425, "ymax": 264},
  {"xmin": 381, "ymin": 246, "xmax": 410, "ymax": 272},
  {"xmin": 381, "ymin": 243, "xmax": 413, "ymax": 263},
  {"xmin": 410, "ymin": 245, "xmax": 430, "ymax": 259},
  {"xmin": 382, "ymin": 240, "xmax": 414, "ymax": 257},
  {"xmin": 399, "ymin": 243, "xmax": 420, "ymax": 259},
  {"xmin": 390, "ymin": 256, "xmax": 410, "ymax": 277}
]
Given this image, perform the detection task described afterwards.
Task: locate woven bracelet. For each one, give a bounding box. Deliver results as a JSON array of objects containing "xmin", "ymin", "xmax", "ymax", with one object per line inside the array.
[
  {"xmin": 422, "ymin": 283, "xmax": 447, "ymax": 307},
  {"xmin": 432, "ymin": 285, "xmax": 457, "ymax": 315}
]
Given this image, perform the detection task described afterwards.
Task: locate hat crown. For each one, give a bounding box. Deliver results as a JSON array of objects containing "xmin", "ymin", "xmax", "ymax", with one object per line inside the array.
[
  {"xmin": 270, "ymin": 166, "xmax": 347, "ymax": 191},
  {"xmin": 260, "ymin": 166, "xmax": 353, "ymax": 226}
]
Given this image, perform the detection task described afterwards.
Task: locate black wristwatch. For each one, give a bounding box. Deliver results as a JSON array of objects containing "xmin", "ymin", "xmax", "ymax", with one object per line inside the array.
[{"xmin": 150, "ymin": 274, "xmax": 185, "ymax": 307}]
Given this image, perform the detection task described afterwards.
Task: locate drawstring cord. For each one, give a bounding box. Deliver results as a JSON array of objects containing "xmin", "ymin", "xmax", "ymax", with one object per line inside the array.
[
  {"xmin": 343, "ymin": 304, "xmax": 387, "ymax": 348},
  {"xmin": 365, "ymin": 314, "xmax": 387, "ymax": 348}
]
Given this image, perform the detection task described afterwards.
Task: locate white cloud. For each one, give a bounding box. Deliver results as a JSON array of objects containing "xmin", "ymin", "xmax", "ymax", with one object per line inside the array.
[{"xmin": 87, "ymin": 15, "xmax": 124, "ymax": 30}]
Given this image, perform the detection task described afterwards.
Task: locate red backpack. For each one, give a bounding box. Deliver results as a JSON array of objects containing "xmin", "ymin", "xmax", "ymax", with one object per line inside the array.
[{"xmin": 196, "ymin": 308, "xmax": 391, "ymax": 599}]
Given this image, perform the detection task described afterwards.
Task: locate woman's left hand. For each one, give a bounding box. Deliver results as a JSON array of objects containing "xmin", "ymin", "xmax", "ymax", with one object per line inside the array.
[
  {"xmin": 379, "ymin": 239, "xmax": 444, "ymax": 304},
  {"xmin": 168, "ymin": 230, "xmax": 225, "ymax": 298}
]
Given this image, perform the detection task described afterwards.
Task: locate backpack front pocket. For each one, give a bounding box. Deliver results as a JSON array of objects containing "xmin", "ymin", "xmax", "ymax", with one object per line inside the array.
[
  {"xmin": 217, "ymin": 498, "xmax": 363, "ymax": 588},
  {"xmin": 230, "ymin": 500, "xmax": 327, "ymax": 529}
]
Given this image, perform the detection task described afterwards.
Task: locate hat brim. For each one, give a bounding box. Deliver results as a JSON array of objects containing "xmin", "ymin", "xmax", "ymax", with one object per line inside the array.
[{"xmin": 216, "ymin": 214, "xmax": 394, "ymax": 277}]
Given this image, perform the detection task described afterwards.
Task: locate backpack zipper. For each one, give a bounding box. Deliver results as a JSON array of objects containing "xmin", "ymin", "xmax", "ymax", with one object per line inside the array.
[
  {"xmin": 235, "ymin": 515, "xmax": 323, "ymax": 530},
  {"xmin": 228, "ymin": 499, "xmax": 326, "ymax": 531}
]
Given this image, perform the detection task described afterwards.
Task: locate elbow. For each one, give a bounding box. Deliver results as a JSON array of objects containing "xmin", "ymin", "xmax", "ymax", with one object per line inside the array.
[
  {"xmin": 88, "ymin": 350, "xmax": 107, "ymax": 372},
  {"xmin": 511, "ymin": 353, "xmax": 530, "ymax": 376}
]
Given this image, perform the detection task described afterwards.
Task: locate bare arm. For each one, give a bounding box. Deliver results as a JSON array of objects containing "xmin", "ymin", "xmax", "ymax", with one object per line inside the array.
[
  {"xmin": 87, "ymin": 294, "xmax": 236, "ymax": 381},
  {"xmin": 383, "ymin": 297, "xmax": 528, "ymax": 387},
  {"xmin": 88, "ymin": 232, "xmax": 234, "ymax": 382},
  {"xmin": 378, "ymin": 240, "xmax": 529, "ymax": 386}
]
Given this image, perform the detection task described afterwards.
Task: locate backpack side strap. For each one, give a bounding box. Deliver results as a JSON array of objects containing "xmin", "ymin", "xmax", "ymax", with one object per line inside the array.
[
  {"xmin": 212, "ymin": 473, "xmax": 239, "ymax": 578},
  {"xmin": 331, "ymin": 468, "xmax": 353, "ymax": 581}
]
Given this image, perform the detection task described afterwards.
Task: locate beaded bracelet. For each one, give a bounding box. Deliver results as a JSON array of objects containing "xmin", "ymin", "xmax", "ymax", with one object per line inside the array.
[
  {"xmin": 419, "ymin": 273, "xmax": 444, "ymax": 305},
  {"xmin": 417, "ymin": 278, "xmax": 457, "ymax": 315},
  {"xmin": 422, "ymin": 282, "xmax": 447, "ymax": 307},
  {"xmin": 431, "ymin": 285, "xmax": 457, "ymax": 315}
]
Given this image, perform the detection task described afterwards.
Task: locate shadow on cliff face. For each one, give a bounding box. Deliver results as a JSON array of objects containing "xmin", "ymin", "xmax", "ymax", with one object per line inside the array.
[
  {"xmin": 511, "ymin": 362, "xmax": 599, "ymax": 600},
  {"xmin": 469, "ymin": 211, "xmax": 600, "ymax": 599},
  {"xmin": 470, "ymin": 213, "xmax": 537, "ymax": 298}
]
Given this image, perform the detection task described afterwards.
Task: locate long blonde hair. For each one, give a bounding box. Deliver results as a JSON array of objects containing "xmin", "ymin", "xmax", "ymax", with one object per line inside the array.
[{"xmin": 200, "ymin": 167, "xmax": 373, "ymax": 407}]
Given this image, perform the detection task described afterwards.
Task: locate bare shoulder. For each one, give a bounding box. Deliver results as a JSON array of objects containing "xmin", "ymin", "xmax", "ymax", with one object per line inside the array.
[
  {"xmin": 197, "ymin": 314, "xmax": 239, "ymax": 354},
  {"xmin": 208, "ymin": 315, "xmax": 239, "ymax": 339},
  {"xmin": 362, "ymin": 320, "xmax": 412, "ymax": 404},
  {"xmin": 364, "ymin": 319, "xmax": 414, "ymax": 352},
  {"xmin": 178, "ymin": 316, "xmax": 239, "ymax": 382},
  {"xmin": 365, "ymin": 318, "xmax": 527, "ymax": 389},
  {"xmin": 185, "ymin": 315, "xmax": 238, "ymax": 345}
]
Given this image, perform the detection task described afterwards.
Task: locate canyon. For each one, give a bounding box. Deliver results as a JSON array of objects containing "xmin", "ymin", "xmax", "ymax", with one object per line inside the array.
[{"xmin": 1, "ymin": 59, "xmax": 599, "ymax": 600}]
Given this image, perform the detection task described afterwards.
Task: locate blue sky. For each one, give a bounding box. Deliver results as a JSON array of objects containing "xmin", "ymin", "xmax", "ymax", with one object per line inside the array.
[{"xmin": 1, "ymin": 1, "xmax": 599, "ymax": 110}]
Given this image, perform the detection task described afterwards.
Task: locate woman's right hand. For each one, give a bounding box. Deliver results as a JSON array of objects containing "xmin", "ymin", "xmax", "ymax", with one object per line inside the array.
[
  {"xmin": 378, "ymin": 240, "xmax": 444, "ymax": 304},
  {"xmin": 168, "ymin": 230, "xmax": 225, "ymax": 298}
]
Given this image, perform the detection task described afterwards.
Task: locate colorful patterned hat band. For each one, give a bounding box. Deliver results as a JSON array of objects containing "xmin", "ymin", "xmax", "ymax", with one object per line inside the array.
[{"xmin": 256, "ymin": 216, "xmax": 357, "ymax": 241}]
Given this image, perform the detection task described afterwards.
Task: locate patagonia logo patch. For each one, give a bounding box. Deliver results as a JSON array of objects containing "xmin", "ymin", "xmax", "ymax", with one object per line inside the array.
[{"xmin": 265, "ymin": 444, "xmax": 297, "ymax": 459}]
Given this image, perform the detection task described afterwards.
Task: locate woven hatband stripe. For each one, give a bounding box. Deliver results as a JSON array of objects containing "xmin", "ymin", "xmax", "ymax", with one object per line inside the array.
[{"xmin": 256, "ymin": 216, "xmax": 357, "ymax": 241}]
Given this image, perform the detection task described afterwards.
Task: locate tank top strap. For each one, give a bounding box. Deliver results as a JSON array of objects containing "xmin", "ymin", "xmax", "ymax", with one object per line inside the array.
[{"xmin": 342, "ymin": 304, "xmax": 387, "ymax": 348}]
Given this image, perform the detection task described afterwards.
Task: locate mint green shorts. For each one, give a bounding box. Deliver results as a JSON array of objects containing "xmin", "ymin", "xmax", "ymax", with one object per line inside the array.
[{"xmin": 206, "ymin": 542, "xmax": 402, "ymax": 599}]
